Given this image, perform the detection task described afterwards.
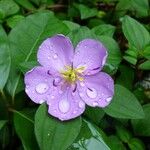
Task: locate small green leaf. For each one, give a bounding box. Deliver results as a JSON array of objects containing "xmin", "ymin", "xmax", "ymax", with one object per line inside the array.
[
  {"xmin": 123, "ymin": 55, "xmax": 137, "ymax": 65},
  {"xmin": 116, "ymin": 125, "xmax": 132, "ymax": 143},
  {"xmin": 0, "ymin": 120, "xmax": 7, "ymax": 131},
  {"xmin": 132, "ymin": 104, "xmax": 150, "ymax": 136},
  {"xmin": 107, "ymin": 136, "xmax": 126, "ymax": 150},
  {"xmin": 76, "ymin": 4, "xmax": 98, "ymax": 19},
  {"xmin": 128, "ymin": 138, "xmax": 145, "ymax": 150},
  {"xmin": 104, "ymin": 84, "xmax": 145, "ymax": 119},
  {"xmin": 6, "ymin": 15, "xmax": 25, "ymax": 28},
  {"xmin": 92, "ymin": 24, "xmax": 116, "ymax": 37},
  {"xmin": 63, "ymin": 20, "xmax": 80, "ymax": 31},
  {"xmin": 139, "ymin": 60, "xmax": 150, "ymax": 70},
  {"xmin": 0, "ymin": 0, "xmax": 19, "ymax": 19},
  {"xmin": 0, "ymin": 26, "xmax": 11, "ymax": 91},
  {"xmin": 122, "ymin": 16, "xmax": 150, "ymax": 50},
  {"xmin": 35, "ymin": 104, "xmax": 82, "ymax": 150},
  {"xmin": 13, "ymin": 109, "xmax": 39, "ymax": 150}
]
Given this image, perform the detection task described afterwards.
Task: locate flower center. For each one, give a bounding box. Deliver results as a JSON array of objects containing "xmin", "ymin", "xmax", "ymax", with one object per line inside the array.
[{"xmin": 61, "ymin": 66, "xmax": 85, "ymax": 83}]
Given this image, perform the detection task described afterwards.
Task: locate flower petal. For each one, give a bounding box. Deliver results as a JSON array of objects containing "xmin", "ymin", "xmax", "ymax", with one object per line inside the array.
[
  {"xmin": 25, "ymin": 66, "xmax": 54, "ymax": 104},
  {"xmin": 73, "ymin": 39, "xmax": 107, "ymax": 75},
  {"xmin": 47, "ymin": 87, "xmax": 85, "ymax": 121},
  {"xmin": 37, "ymin": 34, "xmax": 74, "ymax": 73},
  {"xmin": 77, "ymin": 72, "xmax": 114, "ymax": 108}
]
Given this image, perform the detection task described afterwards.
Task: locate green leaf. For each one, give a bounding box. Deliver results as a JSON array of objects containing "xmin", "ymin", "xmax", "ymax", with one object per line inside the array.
[
  {"xmin": 84, "ymin": 107, "xmax": 105, "ymax": 125},
  {"xmin": 63, "ymin": 20, "xmax": 80, "ymax": 31},
  {"xmin": 0, "ymin": 26, "xmax": 11, "ymax": 91},
  {"xmin": 116, "ymin": 0, "xmax": 149, "ymax": 17},
  {"xmin": 123, "ymin": 55, "xmax": 137, "ymax": 65},
  {"xmin": 0, "ymin": 0, "xmax": 19, "ymax": 19},
  {"xmin": 76, "ymin": 4, "xmax": 98, "ymax": 19},
  {"xmin": 6, "ymin": 15, "xmax": 25, "ymax": 28},
  {"xmin": 35, "ymin": 104, "xmax": 82, "ymax": 150},
  {"xmin": 6, "ymin": 12, "xmax": 69, "ymax": 98},
  {"xmin": 132, "ymin": 104, "xmax": 150, "ymax": 136},
  {"xmin": 104, "ymin": 84, "xmax": 145, "ymax": 119},
  {"xmin": 69, "ymin": 119, "xmax": 110, "ymax": 150},
  {"xmin": 0, "ymin": 120, "xmax": 7, "ymax": 131},
  {"xmin": 139, "ymin": 60, "xmax": 150, "ymax": 70},
  {"xmin": 13, "ymin": 109, "xmax": 39, "ymax": 150},
  {"xmin": 116, "ymin": 125, "xmax": 132, "ymax": 143},
  {"xmin": 122, "ymin": 16, "xmax": 150, "ymax": 50},
  {"xmin": 97, "ymin": 36, "xmax": 122, "ymax": 74},
  {"xmin": 116, "ymin": 65, "xmax": 134, "ymax": 90},
  {"xmin": 143, "ymin": 45, "xmax": 150, "ymax": 59},
  {"xmin": 92, "ymin": 24, "xmax": 116, "ymax": 37},
  {"xmin": 14, "ymin": 0, "xmax": 35, "ymax": 10},
  {"xmin": 107, "ymin": 136, "xmax": 126, "ymax": 150},
  {"xmin": 128, "ymin": 138, "xmax": 145, "ymax": 150}
]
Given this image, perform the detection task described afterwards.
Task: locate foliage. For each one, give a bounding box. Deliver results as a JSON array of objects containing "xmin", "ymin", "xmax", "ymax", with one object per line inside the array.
[{"xmin": 0, "ymin": 0, "xmax": 149, "ymax": 150}]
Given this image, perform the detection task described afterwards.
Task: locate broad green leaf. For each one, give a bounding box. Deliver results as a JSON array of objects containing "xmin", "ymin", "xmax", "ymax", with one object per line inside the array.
[
  {"xmin": 139, "ymin": 60, "xmax": 150, "ymax": 70},
  {"xmin": 97, "ymin": 36, "xmax": 122, "ymax": 74},
  {"xmin": 122, "ymin": 16, "xmax": 150, "ymax": 50},
  {"xmin": 13, "ymin": 109, "xmax": 39, "ymax": 150},
  {"xmin": 14, "ymin": 0, "xmax": 35, "ymax": 10},
  {"xmin": 0, "ymin": 26, "xmax": 11, "ymax": 91},
  {"xmin": 104, "ymin": 84, "xmax": 145, "ymax": 119},
  {"xmin": 0, "ymin": 0, "xmax": 19, "ymax": 19},
  {"xmin": 6, "ymin": 12, "xmax": 69, "ymax": 98},
  {"xmin": 35, "ymin": 104, "xmax": 82, "ymax": 150},
  {"xmin": 69, "ymin": 119, "xmax": 110, "ymax": 150},
  {"xmin": 0, "ymin": 120, "xmax": 7, "ymax": 131},
  {"xmin": 84, "ymin": 107, "xmax": 105, "ymax": 125},
  {"xmin": 128, "ymin": 138, "xmax": 145, "ymax": 150},
  {"xmin": 132, "ymin": 104, "xmax": 150, "ymax": 136},
  {"xmin": 143, "ymin": 45, "xmax": 150, "ymax": 59},
  {"xmin": 76, "ymin": 4, "xmax": 98, "ymax": 19},
  {"xmin": 123, "ymin": 55, "xmax": 137, "ymax": 65},
  {"xmin": 116, "ymin": 65, "xmax": 134, "ymax": 90},
  {"xmin": 92, "ymin": 24, "xmax": 116, "ymax": 37},
  {"xmin": 6, "ymin": 15, "xmax": 25, "ymax": 28},
  {"xmin": 63, "ymin": 20, "xmax": 80, "ymax": 31}
]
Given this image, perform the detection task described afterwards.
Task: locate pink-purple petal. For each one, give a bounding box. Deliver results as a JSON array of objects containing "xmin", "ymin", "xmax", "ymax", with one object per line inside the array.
[
  {"xmin": 25, "ymin": 66, "xmax": 53, "ymax": 104},
  {"xmin": 37, "ymin": 34, "xmax": 74, "ymax": 73},
  {"xmin": 47, "ymin": 87, "xmax": 85, "ymax": 121},
  {"xmin": 77, "ymin": 72, "xmax": 114, "ymax": 108},
  {"xmin": 73, "ymin": 39, "xmax": 107, "ymax": 75}
]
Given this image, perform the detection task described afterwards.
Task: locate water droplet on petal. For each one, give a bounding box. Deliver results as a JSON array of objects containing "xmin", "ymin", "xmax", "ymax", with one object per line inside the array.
[
  {"xmin": 53, "ymin": 53, "xmax": 58, "ymax": 59},
  {"xmin": 36, "ymin": 83, "xmax": 49, "ymax": 94},
  {"xmin": 51, "ymin": 95, "xmax": 55, "ymax": 99},
  {"xmin": 79, "ymin": 92, "xmax": 84, "ymax": 97},
  {"xmin": 39, "ymin": 99, "xmax": 45, "ymax": 104},
  {"xmin": 106, "ymin": 97, "xmax": 112, "ymax": 102},
  {"xmin": 59, "ymin": 90, "xmax": 63, "ymax": 94},
  {"xmin": 86, "ymin": 88, "xmax": 97, "ymax": 99},
  {"xmin": 48, "ymin": 56, "xmax": 50, "ymax": 60},
  {"xmin": 92, "ymin": 101, "xmax": 98, "ymax": 106},
  {"xmin": 80, "ymin": 82, "xmax": 85, "ymax": 87},
  {"xmin": 73, "ymin": 110, "xmax": 77, "ymax": 114},
  {"xmin": 59, "ymin": 99, "xmax": 70, "ymax": 113},
  {"xmin": 78, "ymin": 101, "xmax": 84, "ymax": 108}
]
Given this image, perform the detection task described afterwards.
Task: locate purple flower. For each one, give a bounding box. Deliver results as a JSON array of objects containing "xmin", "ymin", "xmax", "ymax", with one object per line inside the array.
[{"xmin": 25, "ymin": 34, "xmax": 114, "ymax": 121}]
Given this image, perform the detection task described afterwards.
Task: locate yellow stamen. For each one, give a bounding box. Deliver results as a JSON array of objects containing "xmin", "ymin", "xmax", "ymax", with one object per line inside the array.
[{"xmin": 61, "ymin": 65, "xmax": 85, "ymax": 83}]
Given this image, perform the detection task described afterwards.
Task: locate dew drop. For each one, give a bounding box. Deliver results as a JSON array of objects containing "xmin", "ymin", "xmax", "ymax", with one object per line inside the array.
[
  {"xmin": 73, "ymin": 110, "xmax": 77, "ymax": 114},
  {"xmin": 59, "ymin": 99, "xmax": 70, "ymax": 113},
  {"xmin": 79, "ymin": 92, "xmax": 84, "ymax": 97},
  {"xmin": 48, "ymin": 56, "xmax": 51, "ymax": 60},
  {"xmin": 80, "ymin": 82, "xmax": 85, "ymax": 87},
  {"xmin": 92, "ymin": 101, "xmax": 98, "ymax": 106},
  {"xmin": 106, "ymin": 97, "xmax": 112, "ymax": 102},
  {"xmin": 86, "ymin": 88, "xmax": 97, "ymax": 99},
  {"xmin": 39, "ymin": 99, "xmax": 45, "ymax": 104},
  {"xmin": 53, "ymin": 53, "xmax": 58, "ymax": 59},
  {"xmin": 36, "ymin": 83, "xmax": 49, "ymax": 94},
  {"xmin": 51, "ymin": 95, "xmax": 55, "ymax": 99},
  {"xmin": 78, "ymin": 101, "xmax": 84, "ymax": 108}
]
